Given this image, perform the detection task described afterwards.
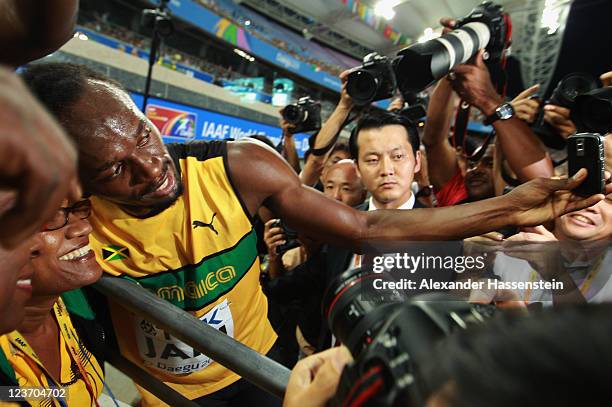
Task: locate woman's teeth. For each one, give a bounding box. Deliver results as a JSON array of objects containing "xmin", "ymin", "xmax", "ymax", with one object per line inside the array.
[
  {"xmin": 58, "ymin": 244, "xmax": 91, "ymax": 261},
  {"xmin": 16, "ymin": 279, "xmax": 31, "ymax": 288},
  {"xmin": 574, "ymin": 215, "xmax": 594, "ymax": 225}
]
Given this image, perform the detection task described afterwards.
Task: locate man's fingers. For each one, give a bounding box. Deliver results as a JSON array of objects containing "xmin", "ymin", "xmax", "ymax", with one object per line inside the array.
[
  {"xmin": 440, "ymin": 17, "xmax": 456, "ymax": 30},
  {"xmin": 515, "ymin": 84, "xmax": 540, "ymax": 101},
  {"xmin": 543, "ymin": 111, "xmax": 566, "ymax": 126},
  {"xmin": 450, "ymin": 64, "xmax": 473, "ymax": 75},
  {"xmin": 565, "ymin": 168, "xmax": 588, "ymax": 190},
  {"xmin": 339, "ymin": 69, "xmax": 351, "ymax": 81},
  {"xmin": 600, "ymin": 71, "xmax": 612, "ymax": 87},
  {"xmin": 565, "ymin": 194, "xmax": 605, "ymax": 214},
  {"xmin": 474, "ymin": 49, "xmax": 486, "ymax": 68},
  {"xmin": 544, "ymin": 104, "xmax": 570, "ymax": 116}
]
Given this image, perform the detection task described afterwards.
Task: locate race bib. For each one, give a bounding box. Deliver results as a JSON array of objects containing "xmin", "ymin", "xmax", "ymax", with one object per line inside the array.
[{"xmin": 134, "ymin": 299, "xmax": 234, "ymax": 375}]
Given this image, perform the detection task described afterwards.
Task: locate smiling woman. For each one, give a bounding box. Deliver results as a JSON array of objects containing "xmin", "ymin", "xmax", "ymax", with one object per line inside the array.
[{"xmin": 0, "ymin": 198, "xmax": 110, "ymax": 407}]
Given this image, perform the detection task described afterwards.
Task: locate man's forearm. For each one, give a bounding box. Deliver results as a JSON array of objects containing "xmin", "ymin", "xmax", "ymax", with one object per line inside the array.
[
  {"xmin": 283, "ymin": 134, "xmax": 301, "ymax": 174},
  {"xmin": 481, "ymin": 99, "xmax": 554, "ymax": 182},
  {"xmin": 313, "ymin": 105, "xmax": 351, "ymax": 150},
  {"xmin": 362, "ymin": 195, "xmax": 515, "ymax": 242},
  {"xmin": 423, "ymin": 78, "xmax": 456, "ymax": 147}
]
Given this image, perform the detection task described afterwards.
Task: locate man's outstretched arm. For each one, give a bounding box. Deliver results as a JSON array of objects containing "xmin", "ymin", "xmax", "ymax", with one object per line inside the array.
[
  {"xmin": 0, "ymin": 0, "xmax": 79, "ymax": 67},
  {"xmin": 228, "ymin": 141, "xmax": 610, "ymax": 252}
]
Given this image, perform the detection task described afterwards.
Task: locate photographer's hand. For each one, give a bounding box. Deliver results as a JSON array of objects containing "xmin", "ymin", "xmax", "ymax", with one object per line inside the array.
[
  {"xmin": 511, "ymin": 84, "xmax": 541, "ymax": 123},
  {"xmin": 264, "ymin": 219, "xmax": 286, "ymax": 263},
  {"xmin": 283, "ymin": 347, "xmax": 352, "ymax": 407},
  {"xmin": 338, "ymin": 69, "xmax": 354, "ymax": 111},
  {"xmin": 543, "ymin": 104, "xmax": 577, "ymax": 139},
  {"xmin": 600, "ymin": 71, "xmax": 612, "ymax": 87},
  {"xmin": 449, "ymin": 49, "xmax": 502, "ymax": 115}
]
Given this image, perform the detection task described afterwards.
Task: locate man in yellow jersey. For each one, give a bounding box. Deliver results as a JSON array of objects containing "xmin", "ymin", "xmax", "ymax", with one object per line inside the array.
[{"xmin": 21, "ymin": 62, "xmax": 611, "ymax": 406}]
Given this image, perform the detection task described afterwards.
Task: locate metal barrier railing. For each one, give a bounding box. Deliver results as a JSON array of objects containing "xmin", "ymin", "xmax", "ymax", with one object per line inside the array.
[{"xmin": 94, "ymin": 276, "xmax": 290, "ymax": 402}]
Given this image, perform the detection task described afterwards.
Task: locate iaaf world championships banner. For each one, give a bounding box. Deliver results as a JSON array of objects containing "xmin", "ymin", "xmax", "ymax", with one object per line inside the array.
[{"xmin": 131, "ymin": 93, "xmax": 311, "ymax": 158}]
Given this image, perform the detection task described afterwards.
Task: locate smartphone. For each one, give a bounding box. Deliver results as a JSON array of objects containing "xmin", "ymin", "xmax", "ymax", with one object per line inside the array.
[{"xmin": 567, "ymin": 133, "xmax": 606, "ymax": 197}]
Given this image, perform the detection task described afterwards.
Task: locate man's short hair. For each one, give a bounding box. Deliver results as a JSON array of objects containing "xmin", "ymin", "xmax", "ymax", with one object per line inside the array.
[
  {"xmin": 330, "ymin": 141, "xmax": 350, "ymax": 156},
  {"xmin": 20, "ymin": 62, "xmax": 125, "ymax": 121},
  {"xmin": 349, "ymin": 110, "xmax": 420, "ymax": 159}
]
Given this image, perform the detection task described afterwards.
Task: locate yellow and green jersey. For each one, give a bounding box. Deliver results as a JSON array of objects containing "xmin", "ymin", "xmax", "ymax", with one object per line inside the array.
[
  {"xmin": 0, "ymin": 298, "xmax": 103, "ymax": 407},
  {"xmin": 89, "ymin": 141, "xmax": 276, "ymax": 405}
]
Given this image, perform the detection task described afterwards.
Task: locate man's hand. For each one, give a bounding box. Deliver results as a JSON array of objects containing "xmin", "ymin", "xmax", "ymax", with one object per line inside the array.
[
  {"xmin": 502, "ymin": 228, "xmax": 562, "ymax": 279},
  {"xmin": 387, "ymin": 95, "xmax": 405, "ymax": 111},
  {"xmin": 283, "ymin": 347, "xmax": 352, "ymax": 407},
  {"xmin": 543, "ymin": 104, "xmax": 577, "ymax": 139},
  {"xmin": 505, "ymin": 225, "xmax": 556, "ymax": 243},
  {"xmin": 600, "ymin": 71, "xmax": 612, "ymax": 87},
  {"xmin": 279, "ymin": 110, "xmax": 296, "ymax": 136},
  {"xmin": 506, "ymin": 169, "xmax": 612, "ymax": 227},
  {"xmin": 0, "ymin": 68, "xmax": 80, "ymax": 248},
  {"xmin": 448, "ymin": 49, "xmax": 503, "ymax": 115},
  {"xmin": 338, "ymin": 70, "xmax": 354, "ymax": 112},
  {"xmin": 511, "ymin": 84, "xmax": 541, "ymax": 123},
  {"xmin": 264, "ymin": 219, "xmax": 286, "ymax": 261}
]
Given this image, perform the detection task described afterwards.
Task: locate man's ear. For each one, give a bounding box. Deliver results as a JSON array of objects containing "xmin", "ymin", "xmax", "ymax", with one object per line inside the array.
[{"xmin": 414, "ymin": 149, "xmax": 422, "ymax": 174}]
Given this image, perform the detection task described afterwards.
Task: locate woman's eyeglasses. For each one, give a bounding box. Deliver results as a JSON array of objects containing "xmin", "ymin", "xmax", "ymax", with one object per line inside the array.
[{"xmin": 42, "ymin": 200, "xmax": 92, "ymax": 231}]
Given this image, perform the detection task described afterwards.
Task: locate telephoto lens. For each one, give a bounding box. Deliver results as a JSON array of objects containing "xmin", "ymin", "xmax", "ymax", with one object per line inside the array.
[
  {"xmin": 395, "ymin": 22, "xmax": 490, "ymax": 93},
  {"xmin": 571, "ymin": 87, "xmax": 612, "ymax": 135}
]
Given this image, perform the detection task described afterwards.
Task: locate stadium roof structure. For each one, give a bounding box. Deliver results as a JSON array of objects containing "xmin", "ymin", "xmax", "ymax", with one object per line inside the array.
[{"xmin": 242, "ymin": 0, "xmax": 508, "ymax": 58}]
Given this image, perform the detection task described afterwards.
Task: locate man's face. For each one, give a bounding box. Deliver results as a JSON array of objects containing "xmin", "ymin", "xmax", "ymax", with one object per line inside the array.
[
  {"xmin": 322, "ymin": 162, "xmax": 366, "ymax": 207},
  {"xmin": 464, "ymin": 144, "xmax": 495, "ymax": 201},
  {"xmin": 556, "ymin": 195, "xmax": 612, "ymax": 241},
  {"xmin": 66, "ymin": 80, "xmax": 182, "ymax": 213},
  {"xmin": 356, "ymin": 125, "xmax": 420, "ymax": 209}
]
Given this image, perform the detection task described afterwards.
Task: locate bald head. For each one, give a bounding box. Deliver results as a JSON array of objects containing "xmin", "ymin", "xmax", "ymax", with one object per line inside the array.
[{"xmin": 322, "ymin": 160, "xmax": 366, "ymax": 207}]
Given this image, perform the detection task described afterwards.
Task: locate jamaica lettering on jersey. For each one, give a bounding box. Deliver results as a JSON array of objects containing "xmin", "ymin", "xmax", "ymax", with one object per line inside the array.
[{"xmin": 88, "ymin": 141, "xmax": 276, "ymax": 404}]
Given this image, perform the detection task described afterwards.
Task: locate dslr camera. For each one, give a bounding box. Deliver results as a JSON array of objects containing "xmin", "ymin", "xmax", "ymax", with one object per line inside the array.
[
  {"xmin": 323, "ymin": 268, "xmax": 495, "ymax": 407},
  {"xmin": 281, "ymin": 97, "xmax": 322, "ymax": 134},
  {"xmin": 346, "ymin": 53, "xmax": 398, "ymax": 107},
  {"xmin": 531, "ymin": 72, "xmax": 602, "ymax": 149},
  {"xmin": 572, "ymin": 87, "xmax": 612, "ymax": 135},
  {"xmin": 346, "ymin": 2, "xmax": 510, "ymax": 105}
]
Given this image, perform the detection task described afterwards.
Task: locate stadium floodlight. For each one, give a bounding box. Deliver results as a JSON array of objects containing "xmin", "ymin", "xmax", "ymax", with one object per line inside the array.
[{"xmin": 374, "ymin": 0, "xmax": 399, "ymax": 20}]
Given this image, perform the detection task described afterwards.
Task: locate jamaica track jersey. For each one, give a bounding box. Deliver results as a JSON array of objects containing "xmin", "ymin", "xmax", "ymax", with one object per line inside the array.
[{"xmin": 88, "ymin": 141, "xmax": 276, "ymax": 405}]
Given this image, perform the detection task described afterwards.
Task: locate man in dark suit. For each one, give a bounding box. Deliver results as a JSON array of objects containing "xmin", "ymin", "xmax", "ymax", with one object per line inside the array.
[{"xmin": 264, "ymin": 110, "xmax": 425, "ymax": 353}]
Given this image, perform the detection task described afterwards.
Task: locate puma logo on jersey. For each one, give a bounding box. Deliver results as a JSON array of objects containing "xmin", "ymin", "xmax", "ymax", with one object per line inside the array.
[{"xmin": 193, "ymin": 213, "xmax": 218, "ymax": 235}]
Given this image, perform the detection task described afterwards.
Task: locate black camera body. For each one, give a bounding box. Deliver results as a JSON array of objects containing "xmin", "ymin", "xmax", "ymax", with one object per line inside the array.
[
  {"xmin": 325, "ymin": 288, "xmax": 495, "ymax": 407},
  {"xmin": 454, "ymin": 1, "xmax": 508, "ymax": 65},
  {"xmin": 346, "ymin": 53, "xmax": 398, "ymax": 106},
  {"xmin": 281, "ymin": 97, "xmax": 322, "ymax": 134},
  {"xmin": 572, "ymin": 87, "xmax": 612, "ymax": 135},
  {"xmin": 532, "ymin": 72, "xmax": 601, "ymax": 149},
  {"xmin": 272, "ymin": 220, "xmax": 300, "ymax": 255}
]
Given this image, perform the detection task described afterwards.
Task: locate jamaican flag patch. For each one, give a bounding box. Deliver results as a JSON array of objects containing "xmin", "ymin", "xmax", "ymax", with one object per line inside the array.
[{"xmin": 102, "ymin": 245, "xmax": 129, "ymax": 262}]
